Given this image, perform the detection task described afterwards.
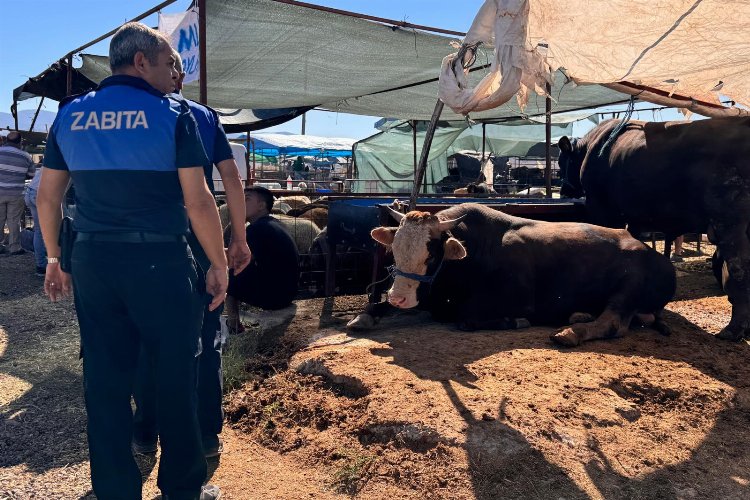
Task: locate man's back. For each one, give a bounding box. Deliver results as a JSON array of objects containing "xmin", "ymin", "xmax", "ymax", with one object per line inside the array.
[
  {"xmin": 228, "ymin": 215, "xmax": 300, "ymax": 310},
  {"xmin": 0, "ymin": 144, "xmax": 34, "ymax": 196}
]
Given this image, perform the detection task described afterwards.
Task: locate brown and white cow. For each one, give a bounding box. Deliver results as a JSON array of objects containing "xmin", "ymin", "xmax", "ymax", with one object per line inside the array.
[
  {"xmin": 558, "ymin": 117, "xmax": 750, "ymax": 340},
  {"xmin": 347, "ymin": 203, "xmax": 676, "ymax": 347}
]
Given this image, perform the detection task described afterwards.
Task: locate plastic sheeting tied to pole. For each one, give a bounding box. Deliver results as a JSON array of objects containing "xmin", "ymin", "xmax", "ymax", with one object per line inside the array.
[{"xmin": 439, "ymin": 0, "xmax": 750, "ymax": 118}]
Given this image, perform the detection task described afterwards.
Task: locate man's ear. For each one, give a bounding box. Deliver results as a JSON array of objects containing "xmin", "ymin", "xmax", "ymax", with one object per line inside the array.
[
  {"xmin": 371, "ymin": 227, "xmax": 396, "ymax": 246},
  {"xmin": 443, "ymin": 237, "xmax": 466, "ymax": 260}
]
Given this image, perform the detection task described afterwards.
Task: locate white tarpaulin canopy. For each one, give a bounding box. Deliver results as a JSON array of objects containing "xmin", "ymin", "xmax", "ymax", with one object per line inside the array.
[{"xmin": 440, "ymin": 0, "xmax": 750, "ymax": 118}]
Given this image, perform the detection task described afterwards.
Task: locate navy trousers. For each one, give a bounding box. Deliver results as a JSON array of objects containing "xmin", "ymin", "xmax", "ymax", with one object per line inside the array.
[
  {"xmin": 73, "ymin": 240, "xmax": 205, "ymax": 499},
  {"xmin": 133, "ymin": 231, "xmax": 224, "ymax": 449}
]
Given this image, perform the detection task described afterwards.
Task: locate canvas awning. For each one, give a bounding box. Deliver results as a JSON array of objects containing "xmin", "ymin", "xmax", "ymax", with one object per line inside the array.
[
  {"xmin": 440, "ymin": 0, "xmax": 750, "ymax": 118},
  {"xmin": 13, "ymin": 0, "xmax": 633, "ymax": 123}
]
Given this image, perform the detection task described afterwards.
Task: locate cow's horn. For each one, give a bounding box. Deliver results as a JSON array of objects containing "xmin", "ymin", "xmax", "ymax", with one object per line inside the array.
[
  {"xmin": 437, "ymin": 214, "xmax": 467, "ymax": 232},
  {"xmin": 386, "ymin": 206, "xmax": 405, "ymax": 223}
]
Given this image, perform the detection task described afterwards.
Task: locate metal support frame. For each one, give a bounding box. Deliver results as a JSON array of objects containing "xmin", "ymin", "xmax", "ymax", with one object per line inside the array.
[
  {"xmin": 198, "ymin": 0, "xmax": 208, "ymax": 104},
  {"xmin": 409, "ymin": 100, "xmax": 444, "ymax": 211},
  {"xmin": 545, "ymin": 81, "xmax": 552, "ymax": 198},
  {"xmin": 29, "ymin": 96, "xmax": 46, "ymax": 133}
]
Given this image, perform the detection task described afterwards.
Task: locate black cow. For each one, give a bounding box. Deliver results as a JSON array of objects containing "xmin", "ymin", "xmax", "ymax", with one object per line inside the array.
[
  {"xmin": 558, "ymin": 117, "xmax": 750, "ymax": 340},
  {"xmin": 347, "ymin": 203, "xmax": 675, "ymax": 347}
]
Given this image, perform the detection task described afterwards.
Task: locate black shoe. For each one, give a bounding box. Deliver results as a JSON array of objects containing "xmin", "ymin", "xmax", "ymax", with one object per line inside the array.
[
  {"xmin": 35, "ymin": 266, "xmax": 46, "ymax": 277},
  {"xmin": 203, "ymin": 436, "xmax": 223, "ymax": 458},
  {"xmin": 10, "ymin": 249, "xmax": 26, "ymax": 255},
  {"xmin": 132, "ymin": 438, "xmax": 158, "ymax": 455}
]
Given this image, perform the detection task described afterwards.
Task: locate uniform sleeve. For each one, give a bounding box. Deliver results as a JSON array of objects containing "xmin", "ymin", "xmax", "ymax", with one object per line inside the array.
[
  {"xmin": 175, "ymin": 109, "xmax": 210, "ymax": 169},
  {"xmin": 43, "ymin": 126, "xmax": 69, "ymax": 171},
  {"xmin": 210, "ymin": 109, "xmax": 234, "ymax": 164}
]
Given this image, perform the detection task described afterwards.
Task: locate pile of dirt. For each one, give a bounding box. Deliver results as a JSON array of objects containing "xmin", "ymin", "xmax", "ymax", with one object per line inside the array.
[
  {"xmin": 4, "ymin": 245, "xmax": 750, "ymax": 499},
  {"xmin": 226, "ymin": 254, "xmax": 750, "ymax": 499}
]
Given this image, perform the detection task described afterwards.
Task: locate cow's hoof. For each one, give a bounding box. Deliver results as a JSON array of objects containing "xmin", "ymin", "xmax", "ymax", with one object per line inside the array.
[
  {"xmin": 568, "ymin": 312, "xmax": 594, "ymax": 324},
  {"xmin": 717, "ymin": 327, "xmax": 745, "ymax": 342},
  {"xmin": 551, "ymin": 328, "xmax": 581, "ymax": 347},
  {"xmin": 513, "ymin": 318, "xmax": 531, "ymax": 329},
  {"xmin": 653, "ymin": 319, "xmax": 672, "ymax": 336},
  {"xmin": 347, "ymin": 313, "xmax": 375, "ymax": 331}
]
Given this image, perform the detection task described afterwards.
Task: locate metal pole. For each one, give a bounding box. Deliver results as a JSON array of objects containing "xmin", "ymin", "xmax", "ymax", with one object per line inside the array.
[
  {"xmin": 301, "ymin": 112, "xmax": 306, "ymax": 135},
  {"xmin": 66, "ymin": 54, "xmax": 73, "ymax": 96},
  {"xmin": 29, "ymin": 96, "xmax": 45, "ymax": 133},
  {"xmin": 198, "ymin": 0, "xmax": 208, "ymax": 105},
  {"xmin": 545, "ymin": 81, "xmax": 552, "ymax": 198},
  {"xmin": 409, "ymin": 99, "xmax": 444, "ymax": 211},
  {"xmin": 412, "ymin": 120, "xmax": 417, "ymax": 179},
  {"xmin": 12, "ymin": 100, "xmax": 18, "ymax": 130},
  {"xmin": 481, "ymin": 123, "xmax": 486, "ymax": 160}
]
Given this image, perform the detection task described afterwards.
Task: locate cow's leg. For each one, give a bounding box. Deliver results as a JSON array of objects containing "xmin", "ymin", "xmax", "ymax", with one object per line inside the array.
[
  {"xmin": 713, "ymin": 222, "xmax": 750, "ymax": 341},
  {"xmin": 455, "ymin": 295, "xmax": 530, "ymax": 331},
  {"xmin": 630, "ymin": 311, "xmax": 671, "ymax": 336},
  {"xmin": 568, "ymin": 312, "xmax": 595, "ymax": 324},
  {"xmin": 552, "ymin": 309, "xmax": 633, "ymax": 347},
  {"xmin": 346, "ymin": 300, "xmax": 396, "ymax": 330}
]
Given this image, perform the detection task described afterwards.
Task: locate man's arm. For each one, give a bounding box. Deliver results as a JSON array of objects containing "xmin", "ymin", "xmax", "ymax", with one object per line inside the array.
[
  {"xmin": 215, "ymin": 157, "xmax": 251, "ymax": 273},
  {"xmin": 179, "ymin": 166, "xmax": 228, "ymax": 311},
  {"xmin": 37, "ymin": 167, "xmax": 72, "ymax": 301}
]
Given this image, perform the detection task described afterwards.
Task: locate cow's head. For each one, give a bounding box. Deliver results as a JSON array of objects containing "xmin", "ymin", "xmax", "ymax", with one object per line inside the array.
[
  {"xmin": 557, "ymin": 136, "xmax": 585, "ymax": 198},
  {"xmin": 371, "ymin": 208, "xmax": 467, "ymax": 309}
]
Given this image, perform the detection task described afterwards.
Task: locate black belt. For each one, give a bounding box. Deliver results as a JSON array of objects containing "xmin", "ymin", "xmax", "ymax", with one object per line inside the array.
[{"xmin": 76, "ymin": 232, "xmax": 186, "ymax": 243}]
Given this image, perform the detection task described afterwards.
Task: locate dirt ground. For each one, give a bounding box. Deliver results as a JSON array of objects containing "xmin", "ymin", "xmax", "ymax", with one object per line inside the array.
[{"xmin": 2, "ymin": 240, "xmax": 750, "ymax": 499}]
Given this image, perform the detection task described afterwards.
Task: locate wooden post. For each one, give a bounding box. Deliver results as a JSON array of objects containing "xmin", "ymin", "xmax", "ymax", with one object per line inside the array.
[
  {"xmin": 481, "ymin": 123, "xmax": 486, "ymax": 160},
  {"xmin": 66, "ymin": 55, "xmax": 73, "ymax": 96},
  {"xmin": 545, "ymin": 81, "xmax": 552, "ymax": 198},
  {"xmin": 409, "ymin": 99, "xmax": 444, "ymax": 210},
  {"xmin": 412, "ymin": 120, "xmax": 417, "ymax": 182}
]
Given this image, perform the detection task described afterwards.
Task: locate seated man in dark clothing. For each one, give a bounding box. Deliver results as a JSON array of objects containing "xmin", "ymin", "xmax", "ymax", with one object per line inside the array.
[{"xmin": 227, "ymin": 186, "xmax": 300, "ymax": 310}]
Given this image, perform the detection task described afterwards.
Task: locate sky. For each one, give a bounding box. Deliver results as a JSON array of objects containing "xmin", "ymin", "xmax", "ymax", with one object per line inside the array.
[{"xmin": 0, "ymin": 0, "xmax": 488, "ymax": 140}]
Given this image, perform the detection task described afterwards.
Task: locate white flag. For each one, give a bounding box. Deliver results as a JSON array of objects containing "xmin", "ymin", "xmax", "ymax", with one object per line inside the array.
[{"xmin": 158, "ymin": 9, "xmax": 200, "ymax": 84}]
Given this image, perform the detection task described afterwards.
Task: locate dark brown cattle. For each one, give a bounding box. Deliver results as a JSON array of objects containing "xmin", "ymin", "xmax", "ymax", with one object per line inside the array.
[
  {"xmin": 558, "ymin": 117, "xmax": 750, "ymax": 340},
  {"xmin": 347, "ymin": 203, "xmax": 675, "ymax": 347}
]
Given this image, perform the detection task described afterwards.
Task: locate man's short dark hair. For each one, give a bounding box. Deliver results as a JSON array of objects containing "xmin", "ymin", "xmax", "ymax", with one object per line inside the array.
[
  {"xmin": 246, "ymin": 186, "xmax": 274, "ymax": 212},
  {"xmin": 6, "ymin": 131, "xmax": 22, "ymax": 144},
  {"xmin": 109, "ymin": 22, "xmax": 170, "ymax": 72}
]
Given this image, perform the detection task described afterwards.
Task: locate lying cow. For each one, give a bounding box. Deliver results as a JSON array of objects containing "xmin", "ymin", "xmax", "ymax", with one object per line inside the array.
[
  {"xmin": 347, "ymin": 203, "xmax": 675, "ymax": 347},
  {"xmin": 558, "ymin": 117, "xmax": 750, "ymax": 340}
]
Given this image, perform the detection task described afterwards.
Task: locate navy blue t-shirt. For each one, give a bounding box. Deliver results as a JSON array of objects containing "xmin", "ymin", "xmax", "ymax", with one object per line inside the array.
[
  {"xmin": 182, "ymin": 99, "xmax": 233, "ymax": 193},
  {"xmin": 44, "ymin": 75, "xmax": 209, "ymax": 234}
]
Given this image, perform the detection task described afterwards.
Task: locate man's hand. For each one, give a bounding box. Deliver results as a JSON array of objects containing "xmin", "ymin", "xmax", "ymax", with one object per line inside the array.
[
  {"xmin": 227, "ymin": 240, "xmax": 252, "ymax": 274},
  {"xmin": 44, "ymin": 263, "xmax": 72, "ymax": 302},
  {"xmin": 206, "ymin": 265, "xmax": 229, "ymax": 311}
]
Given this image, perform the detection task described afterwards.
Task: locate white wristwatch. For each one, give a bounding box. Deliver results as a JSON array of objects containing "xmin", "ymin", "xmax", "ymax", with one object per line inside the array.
[{"xmin": 47, "ymin": 257, "xmax": 60, "ymax": 264}]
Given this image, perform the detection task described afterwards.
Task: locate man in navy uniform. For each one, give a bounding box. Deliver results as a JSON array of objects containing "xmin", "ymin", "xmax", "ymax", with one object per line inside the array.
[
  {"xmin": 133, "ymin": 48, "xmax": 252, "ymax": 459},
  {"xmin": 37, "ymin": 22, "xmax": 225, "ymax": 500}
]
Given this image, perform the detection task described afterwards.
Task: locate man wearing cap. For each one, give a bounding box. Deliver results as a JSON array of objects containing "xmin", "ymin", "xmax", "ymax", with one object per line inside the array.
[{"xmin": 0, "ymin": 131, "xmax": 35, "ymax": 255}]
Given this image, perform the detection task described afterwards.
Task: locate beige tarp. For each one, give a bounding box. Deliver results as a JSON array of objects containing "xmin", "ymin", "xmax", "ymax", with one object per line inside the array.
[{"xmin": 440, "ymin": 0, "xmax": 750, "ymax": 117}]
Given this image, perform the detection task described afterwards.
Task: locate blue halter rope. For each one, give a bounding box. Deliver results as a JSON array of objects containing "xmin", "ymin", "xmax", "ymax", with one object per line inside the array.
[{"xmin": 388, "ymin": 258, "xmax": 445, "ymax": 285}]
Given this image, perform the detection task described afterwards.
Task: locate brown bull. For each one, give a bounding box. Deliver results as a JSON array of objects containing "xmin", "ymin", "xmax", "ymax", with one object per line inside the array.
[{"xmin": 348, "ymin": 203, "xmax": 675, "ymax": 347}]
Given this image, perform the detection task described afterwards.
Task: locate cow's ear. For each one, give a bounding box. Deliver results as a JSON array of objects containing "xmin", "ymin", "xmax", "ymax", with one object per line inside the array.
[
  {"xmin": 371, "ymin": 227, "xmax": 396, "ymax": 246},
  {"xmin": 443, "ymin": 237, "xmax": 467, "ymax": 260},
  {"xmin": 558, "ymin": 136, "xmax": 572, "ymax": 152}
]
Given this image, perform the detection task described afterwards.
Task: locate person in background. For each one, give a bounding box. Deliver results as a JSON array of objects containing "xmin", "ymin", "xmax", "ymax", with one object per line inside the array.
[
  {"xmin": 0, "ymin": 131, "xmax": 35, "ymax": 255},
  {"xmin": 132, "ymin": 48, "xmax": 252, "ymax": 461},
  {"xmin": 226, "ymin": 186, "xmax": 299, "ymax": 311},
  {"xmin": 24, "ymin": 156, "xmax": 47, "ymax": 275},
  {"xmin": 37, "ymin": 22, "xmax": 225, "ymax": 500}
]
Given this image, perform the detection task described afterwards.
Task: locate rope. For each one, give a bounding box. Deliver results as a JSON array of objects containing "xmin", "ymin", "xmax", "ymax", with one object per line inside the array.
[{"xmin": 598, "ymin": 96, "xmax": 636, "ymax": 158}]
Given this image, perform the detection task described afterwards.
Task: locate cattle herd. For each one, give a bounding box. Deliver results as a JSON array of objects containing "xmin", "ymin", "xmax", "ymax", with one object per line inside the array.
[{"xmin": 348, "ymin": 117, "xmax": 750, "ymax": 346}]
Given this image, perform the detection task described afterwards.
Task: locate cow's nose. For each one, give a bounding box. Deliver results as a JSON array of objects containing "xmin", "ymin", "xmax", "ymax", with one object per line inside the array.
[{"xmin": 389, "ymin": 294, "xmax": 407, "ymax": 308}]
